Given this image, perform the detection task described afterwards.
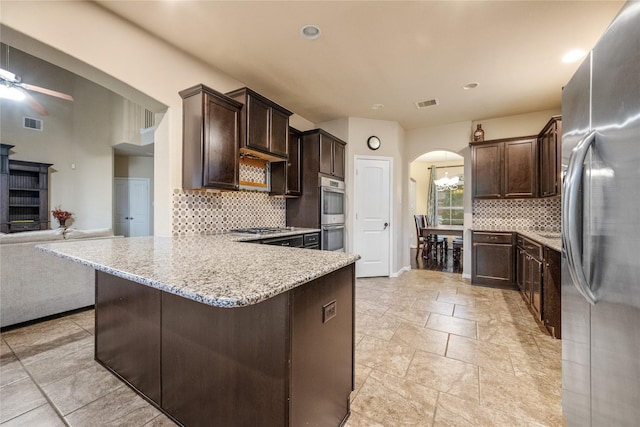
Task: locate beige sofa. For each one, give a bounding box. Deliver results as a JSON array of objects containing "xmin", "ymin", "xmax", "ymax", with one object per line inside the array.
[{"xmin": 0, "ymin": 228, "xmax": 117, "ymax": 328}]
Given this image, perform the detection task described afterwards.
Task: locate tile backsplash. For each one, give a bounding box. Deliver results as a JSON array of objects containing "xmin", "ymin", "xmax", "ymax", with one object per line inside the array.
[
  {"xmin": 172, "ymin": 189, "xmax": 285, "ymax": 236},
  {"xmin": 472, "ymin": 198, "xmax": 561, "ymax": 232}
]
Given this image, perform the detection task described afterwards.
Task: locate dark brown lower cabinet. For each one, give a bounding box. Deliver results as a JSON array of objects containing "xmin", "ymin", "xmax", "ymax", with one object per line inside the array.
[
  {"xmin": 95, "ymin": 272, "xmax": 161, "ymax": 404},
  {"xmin": 515, "ymin": 235, "xmax": 562, "ymax": 338},
  {"xmin": 471, "ymin": 232, "xmax": 516, "ymax": 287},
  {"xmin": 543, "ymin": 247, "xmax": 561, "ymax": 338},
  {"xmin": 95, "ymin": 265, "xmax": 354, "ymax": 427},
  {"xmin": 516, "ymin": 236, "xmax": 543, "ymax": 321}
]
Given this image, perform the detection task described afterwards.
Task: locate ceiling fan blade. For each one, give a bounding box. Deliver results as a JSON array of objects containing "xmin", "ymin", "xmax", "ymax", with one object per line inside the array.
[
  {"xmin": 0, "ymin": 68, "xmax": 19, "ymax": 82},
  {"xmin": 22, "ymin": 89, "xmax": 49, "ymax": 116},
  {"xmin": 21, "ymin": 83, "xmax": 74, "ymax": 101}
]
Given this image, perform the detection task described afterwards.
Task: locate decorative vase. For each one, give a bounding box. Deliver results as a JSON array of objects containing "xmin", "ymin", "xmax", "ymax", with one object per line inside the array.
[
  {"xmin": 473, "ymin": 124, "xmax": 485, "ymax": 141},
  {"xmin": 58, "ymin": 219, "xmax": 66, "ymax": 228}
]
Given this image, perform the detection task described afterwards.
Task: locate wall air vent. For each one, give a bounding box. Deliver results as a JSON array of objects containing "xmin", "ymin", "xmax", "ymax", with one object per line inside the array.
[
  {"xmin": 415, "ymin": 99, "xmax": 439, "ymax": 109},
  {"xmin": 23, "ymin": 117, "xmax": 43, "ymax": 131},
  {"xmin": 144, "ymin": 109, "xmax": 155, "ymax": 129}
]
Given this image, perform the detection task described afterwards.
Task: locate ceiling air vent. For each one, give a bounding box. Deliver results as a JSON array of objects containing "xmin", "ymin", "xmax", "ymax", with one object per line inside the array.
[
  {"xmin": 415, "ymin": 99, "xmax": 439, "ymax": 109},
  {"xmin": 23, "ymin": 117, "xmax": 43, "ymax": 131}
]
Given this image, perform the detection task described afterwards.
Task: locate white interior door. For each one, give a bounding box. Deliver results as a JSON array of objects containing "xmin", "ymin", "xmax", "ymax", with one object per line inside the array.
[
  {"xmin": 114, "ymin": 178, "xmax": 150, "ymax": 237},
  {"xmin": 354, "ymin": 157, "xmax": 391, "ymax": 277}
]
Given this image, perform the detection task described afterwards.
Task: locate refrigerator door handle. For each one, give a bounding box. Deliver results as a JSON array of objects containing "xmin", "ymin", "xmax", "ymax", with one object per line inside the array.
[{"xmin": 562, "ymin": 129, "xmax": 597, "ymax": 305}]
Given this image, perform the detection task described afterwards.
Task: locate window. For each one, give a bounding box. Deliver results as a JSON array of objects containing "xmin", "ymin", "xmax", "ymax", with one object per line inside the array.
[{"xmin": 435, "ymin": 166, "xmax": 464, "ymax": 226}]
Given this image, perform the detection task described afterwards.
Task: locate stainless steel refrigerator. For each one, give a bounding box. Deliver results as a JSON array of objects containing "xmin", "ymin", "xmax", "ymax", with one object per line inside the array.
[{"xmin": 561, "ymin": 1, "xmax": 640, "ymax": 426}]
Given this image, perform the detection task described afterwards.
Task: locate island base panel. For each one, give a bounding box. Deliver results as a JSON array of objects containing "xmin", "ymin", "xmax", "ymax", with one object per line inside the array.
[
  {"xmin": 162, "ymin": 291, "xmax": 290, "ymax": 427},
  {"xmin": 95, "ymin": 271, "xmax": 161, "ymax": 405},
  {"xmin": 291, "ymin": 264, "xmax": 354, "ymax": 426},
  {"xmin": 94, "ymin": 264, "xmax": 355, "ymax": 426}
]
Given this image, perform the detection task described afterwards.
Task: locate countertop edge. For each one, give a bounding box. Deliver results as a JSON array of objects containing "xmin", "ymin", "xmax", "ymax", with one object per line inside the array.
[
  {"xmin": 37, "ymin": 236, "xmax": 359, "ymax": 308},
  {"xmin": 470, "ymin": 228, "xmax": 561, "ymax": 252}
]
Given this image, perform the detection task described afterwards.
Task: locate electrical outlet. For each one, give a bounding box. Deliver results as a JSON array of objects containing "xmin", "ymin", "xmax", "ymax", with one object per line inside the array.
[{"xmin": 322, "ymin": 300, "xmax": 337, "ymax": 323}]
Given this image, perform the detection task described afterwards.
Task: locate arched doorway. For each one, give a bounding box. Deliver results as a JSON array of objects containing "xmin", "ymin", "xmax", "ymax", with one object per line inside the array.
[{"xmin": 410, "ymin": 150, "xmax": 464, "ymax": 273}]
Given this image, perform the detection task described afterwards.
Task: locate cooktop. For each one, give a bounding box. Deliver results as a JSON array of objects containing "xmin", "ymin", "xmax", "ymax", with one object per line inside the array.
[{"xmin": 229, "ymin": 227, "xmax": 295, "ymax": 236}]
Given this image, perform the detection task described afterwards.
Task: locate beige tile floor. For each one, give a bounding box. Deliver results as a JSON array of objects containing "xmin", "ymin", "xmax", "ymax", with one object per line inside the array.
[{"xmin": 0, "ymin": 269, "xmax": 564, "ymax": 426}]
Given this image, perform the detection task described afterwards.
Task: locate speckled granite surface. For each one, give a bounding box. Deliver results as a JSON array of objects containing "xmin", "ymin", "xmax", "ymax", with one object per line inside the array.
[
  {"xmin": 37, "ymin": 231, "xmax": 358, "ymax": 308},
  {"xmin": 470, "ymin": 227, "xmax": 561, "ymax": 252}
]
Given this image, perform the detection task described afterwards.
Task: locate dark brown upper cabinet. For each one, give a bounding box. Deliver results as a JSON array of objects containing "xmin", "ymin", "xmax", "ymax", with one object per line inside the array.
[
  {"xmin": 471, "ymin": 141, "xmax": 503, "ymax": 198},
  {"xmin": 538, "ymin": 116, "xmax": 562, "ymax": 197},
  {"xmin": 271, "ymin": 127, "xmax": 302, "ymax": 197},
  {"xmin": 180, "ymin": 84, "xmax": 242, "ymax": 191},
  {"xmin": 471, "ymin": 135, "xmax": 538, "ymax": 199},
  {"xmin": 504, "ymin": 137, "xmax": 538, "ymax": 198},
  {"xmin": 226, "ymin": 87, "xmax": 292, "ymax": 161},
  {"xmin": 310, "ymin": 129, "xmax": 346, "ymax": 179}
]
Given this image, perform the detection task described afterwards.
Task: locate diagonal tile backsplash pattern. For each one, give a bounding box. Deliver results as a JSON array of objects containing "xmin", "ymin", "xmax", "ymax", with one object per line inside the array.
[
  {"xmin": 472, "ymin": 198, "xmax": 561, "ymax": 232},
  {"xmin": 172, "ymin": 189, "xmax": 285, "ymax": 236}
]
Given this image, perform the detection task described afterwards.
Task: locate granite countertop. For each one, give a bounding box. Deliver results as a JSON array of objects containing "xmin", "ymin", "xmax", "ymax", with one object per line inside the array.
[
  {"xmin": 37, "ymin": 230, "xmax": 359, "ymax": 309},
  {"xmin": 471, "ymin": 227, "xmax": 562, "ymax": 252}
]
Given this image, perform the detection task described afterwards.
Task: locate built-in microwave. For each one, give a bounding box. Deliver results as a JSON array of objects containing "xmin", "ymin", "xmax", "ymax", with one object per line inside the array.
[
  {"xmin": 321, "ymin": 224, "xmax": 345, "ymax": 252},
  {"xmin": 320, "ymin": 177, "xmax": 345, "ymax": 225}
]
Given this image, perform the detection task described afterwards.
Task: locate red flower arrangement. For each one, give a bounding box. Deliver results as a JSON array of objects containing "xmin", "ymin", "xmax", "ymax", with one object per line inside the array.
[{"xmin": 51, "ymin": 207, "xmax": 73, "ymax": 224}]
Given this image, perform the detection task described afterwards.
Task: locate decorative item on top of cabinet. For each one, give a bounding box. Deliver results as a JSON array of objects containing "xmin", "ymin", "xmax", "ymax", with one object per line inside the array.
[
  {"xmin": 271, "ymin": 127, "xmax": 301, "ymax": 197},
  {"xmin": 470, "ymin": 135, "xmax": 538, "ymax": 199},
  {"xmin": 471, "ymin": 231, "xmax": 516, "ymax": 287},
  {"xmin": 180, "ymin": 84, "xmax": 242, "ymax": 191},
  {"xmin": 225, "ymin": 87, "xmax": 293, "ymax": 161},
  {"xmin": 473, "ymin": 124, "xmax": 485, "ymax": 141},
  {"xmin": 538, "ymin": 116, "xmax": 562, "ymax": 197},
  {"xmin": 0, "ymin": 145, "xmax": 52, "ymax": 233}
]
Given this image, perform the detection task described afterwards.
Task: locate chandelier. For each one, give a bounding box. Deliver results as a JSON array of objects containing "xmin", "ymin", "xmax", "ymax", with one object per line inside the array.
[{"xmin": 434, "ymin": 172, "xmax": 460, "ymax": 191}]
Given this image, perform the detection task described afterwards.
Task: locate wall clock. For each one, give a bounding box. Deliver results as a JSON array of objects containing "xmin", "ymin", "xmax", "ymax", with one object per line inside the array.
[{"xmin": 367, "ymin": 135, "xmax": 381, "ymax": 150}]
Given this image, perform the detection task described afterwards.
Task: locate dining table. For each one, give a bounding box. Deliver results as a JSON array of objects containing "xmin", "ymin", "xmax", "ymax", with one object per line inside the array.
[{"xmin": 420, "ymin": 225, "xmax": 464, "ymax": 237}]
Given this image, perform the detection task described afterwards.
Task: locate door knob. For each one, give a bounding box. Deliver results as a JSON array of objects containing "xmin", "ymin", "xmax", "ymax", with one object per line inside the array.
[{"xmin": 383, "ymin": 222, "xmax": 389, "ymax": 230}]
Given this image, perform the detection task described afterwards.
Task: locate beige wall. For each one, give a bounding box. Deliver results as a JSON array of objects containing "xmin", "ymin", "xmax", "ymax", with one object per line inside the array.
[
  {"xmin": 1, "ymin": 1, "xmax": 313, "ymax": 236},
  {"xmin": 410, "ymin": 162, "xmax": 430, "ymax": 216},
  {"xmin": 0, "ymin": 49, "xmax": 115, "ymax": 230},
  {"xmin": 472, "ymin": 108, "xmax": 561, "ymax": 141},
  {"xmin": 1, "ymin": 2, "xmax": 562, "ymax": 278}
]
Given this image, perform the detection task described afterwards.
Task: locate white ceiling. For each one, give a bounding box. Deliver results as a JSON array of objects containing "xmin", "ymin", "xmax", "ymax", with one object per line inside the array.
[{"xmin": 95, "ymin": 1, "xmax": 624, "ymax": 131}]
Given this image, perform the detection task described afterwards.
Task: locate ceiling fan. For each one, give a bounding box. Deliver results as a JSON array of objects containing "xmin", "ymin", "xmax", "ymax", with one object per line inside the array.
[{"xmin": 0, "ymin": 67, "xmax": 74, "ymax": 116}]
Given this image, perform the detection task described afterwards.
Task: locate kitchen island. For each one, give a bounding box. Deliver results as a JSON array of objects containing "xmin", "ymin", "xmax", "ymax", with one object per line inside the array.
[{"xmin": 38, "ymin": 234, "xmax": 359, "ymax": 427}]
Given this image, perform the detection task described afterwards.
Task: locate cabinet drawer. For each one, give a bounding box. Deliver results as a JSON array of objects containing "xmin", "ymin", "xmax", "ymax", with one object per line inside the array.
[
  {"xmin": 303, "ymin": 233, "xmax": 319, "ymax": 246},
  {"xmin": 261, "ymin": 235, "xmax": 304, "ymax": 248},
  {"xmin": 473, "ymin": 232, "xmax": 513, "ymax": 244},
  {"xmin": 520, "ymin": 237, "xmax": 542, "ymax": 259},
  {"xmin": 9, "ymin": 221, "xmax": 42, "ymax": 232}
]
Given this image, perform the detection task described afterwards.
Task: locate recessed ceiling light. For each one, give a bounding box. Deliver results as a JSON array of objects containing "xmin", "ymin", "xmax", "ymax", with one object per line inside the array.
[
  {"xmin": 463, "ymin": 82, "xmax": 479, "ymax": 90},
  {"xmin": 371, "ymin": 103, "xmax": 384, "ymax": 110},
  {"xmin": 562, "ymin": 49, "xmax": 587, "ymax": 63},
  {"xmin": 301, "ymin": 25, "xmax": 321, "ymax": 40}
]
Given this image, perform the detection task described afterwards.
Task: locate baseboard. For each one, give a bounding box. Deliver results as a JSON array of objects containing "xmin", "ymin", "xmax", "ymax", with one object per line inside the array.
[
  {"xmin": 391, "ymin": 265, "xmax": 411, "ymax": 277},
  {"xmin": 462, "ymin": 273, "xmax": 471, "ymax": 280}
]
